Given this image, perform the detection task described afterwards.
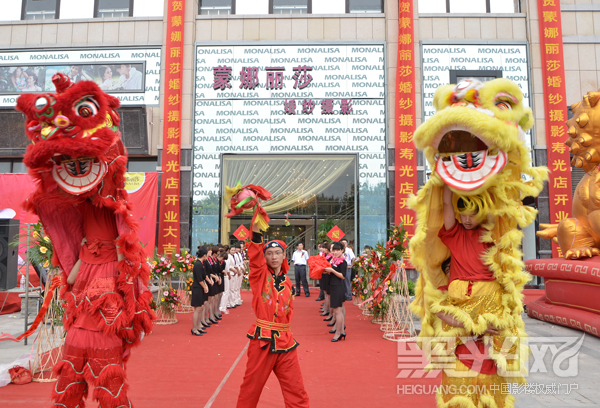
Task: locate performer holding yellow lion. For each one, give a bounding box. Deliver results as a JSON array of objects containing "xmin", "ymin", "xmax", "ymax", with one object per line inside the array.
[{"xmin": 408, "ymin": 78, "xmax": 548, "ymax": 408}]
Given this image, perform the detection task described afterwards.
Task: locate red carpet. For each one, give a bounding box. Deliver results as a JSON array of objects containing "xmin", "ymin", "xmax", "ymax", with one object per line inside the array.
[
  {"xmin": 0, "ymin": 289, "xmax": 439, "ymax": 407},
  {"xmin": 523, "ymin": 289, "xmax": 545, "ymax": 307}
]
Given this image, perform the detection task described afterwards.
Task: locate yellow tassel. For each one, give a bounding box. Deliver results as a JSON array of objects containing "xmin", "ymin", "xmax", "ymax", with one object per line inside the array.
[
  {"xmin": 224, "ymin": 182, "xmax": 243, "ymax": 205},
  {"xmin": 253, "ymin": 212, "xmax": 270, "ymax": 232}
]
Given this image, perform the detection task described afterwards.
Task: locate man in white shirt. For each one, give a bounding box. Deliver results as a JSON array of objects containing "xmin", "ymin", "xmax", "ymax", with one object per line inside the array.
[
  {"xmin": 341, "ymin": 239, "xmax": 355, "ymax": 301},
  {"xmin": 231, "ymin": 244, "xmax": 244, "ymax": 307},
  {"xmin": 220, "ymin": 249, "xmax": 235, "ymax": 314},
  {"xmin": 292, "ymin": 242, "xmax": 310, "ymax": 297}
]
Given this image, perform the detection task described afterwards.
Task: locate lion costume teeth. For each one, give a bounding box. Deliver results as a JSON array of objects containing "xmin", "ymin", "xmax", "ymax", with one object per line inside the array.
[{"xmin": 408, "ymin": 78, "xmax": 548, "ymax": 408}]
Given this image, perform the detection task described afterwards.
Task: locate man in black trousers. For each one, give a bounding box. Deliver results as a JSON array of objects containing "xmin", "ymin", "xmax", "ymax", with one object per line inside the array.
[{"xmin": 291, "ymin": 242, "xmax": 310, "ymax": 297}]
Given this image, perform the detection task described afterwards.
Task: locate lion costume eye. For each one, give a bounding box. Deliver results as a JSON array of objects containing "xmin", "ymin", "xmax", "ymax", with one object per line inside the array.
[
  {"xmin": 35, "ymin": 97, "xmax": 48, "ymax": 110},
  {"xmin": 495, "ymin": 101, "xmax": 512, "ymax": 111},
  {"xmin": 74, "ymin": 97, "xmax": 99, "ymax": 117}
]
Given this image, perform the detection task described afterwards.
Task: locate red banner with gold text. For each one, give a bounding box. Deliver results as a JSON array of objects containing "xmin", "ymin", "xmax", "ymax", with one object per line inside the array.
[
  {"xmin": 395, "ymin": 1, "xmax": 417, "ymax": 265},
  {"xmin": 537, "ymin": 0, "xmax": 572, "ymax": 258},
  {"xmin": 157, "ymin": 0, "xmax": 185, "ymax": 255}
]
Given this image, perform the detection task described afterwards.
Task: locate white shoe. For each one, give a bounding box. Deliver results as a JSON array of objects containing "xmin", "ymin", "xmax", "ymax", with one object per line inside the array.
[{"xmin": 236, "ymin": 302, "xmax": 242, "ymax": 306}]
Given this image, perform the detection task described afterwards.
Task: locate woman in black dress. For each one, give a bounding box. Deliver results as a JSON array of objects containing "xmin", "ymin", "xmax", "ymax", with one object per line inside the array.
[
  {"xmin": 325, "ymin": 241, "xmax": 347, "ymax": 342},
  {"xmin": 208, "ymin": 245, "xmax": 222, "ymax": 324},
  {"xmin": 191, "ymin": 248, "xmax": 209, "ymax": 336},
  {"xmin": 320, "ymin": 242, "xmax": 333, "ymax": 322},
  {"xmin": 216, "ymin": 250, "xmax": 227, "ymax": 319},
  {"xmin": 202, "ymin": 246, "xmax": 216, "ymax": 328}
]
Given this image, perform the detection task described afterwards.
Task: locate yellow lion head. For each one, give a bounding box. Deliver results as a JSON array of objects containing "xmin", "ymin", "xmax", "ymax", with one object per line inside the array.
[{"xmin": 414, "ymin": 78, "xmax": 534, "ymax": 195}]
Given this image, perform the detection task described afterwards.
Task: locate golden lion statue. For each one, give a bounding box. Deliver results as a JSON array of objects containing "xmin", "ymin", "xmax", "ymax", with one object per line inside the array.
[
  {"xmin": 408, "ymin": 78, "xmax": 548, "ymax": 408},
  {"xmin": 537, "ymin": 90, "xmax": 600, "ymax": 259}
]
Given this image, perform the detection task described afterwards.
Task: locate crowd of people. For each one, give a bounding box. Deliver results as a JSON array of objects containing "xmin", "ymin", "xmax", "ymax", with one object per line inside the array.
[{"xmin": 190, "ymin": 242, "xmax": 248, "ymax": 336}]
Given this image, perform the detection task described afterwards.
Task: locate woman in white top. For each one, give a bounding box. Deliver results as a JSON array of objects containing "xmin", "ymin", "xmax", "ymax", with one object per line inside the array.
[{"xmin": 220, "ymin": 247, "xmax": 235, "ymax": 314}]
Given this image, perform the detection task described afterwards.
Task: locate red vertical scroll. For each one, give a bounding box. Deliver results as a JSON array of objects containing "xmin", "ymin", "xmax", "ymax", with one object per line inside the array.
[
  {"xmin": 157, "ymin": 0, "xmax": 185, "ymax": 255},
  {"xmin": 537, "ymin": 0, "xmax": 572, "ymax": 258},
  {"xmin": 395, "ymin": 1, "xmax": 417, "ymax": 263}
]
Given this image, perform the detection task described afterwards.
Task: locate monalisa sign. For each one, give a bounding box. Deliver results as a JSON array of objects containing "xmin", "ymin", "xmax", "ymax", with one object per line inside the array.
[
  {"xmin": 192, "ymin": 43, "xmax": 386, "ymax": 246},
  {"xmin": 420, "ymin": 43, "xmax": 533, "ymax": 179},
  {"xmin": 0, "ymin": 48, "xmax": 161, "ymax": 107}
]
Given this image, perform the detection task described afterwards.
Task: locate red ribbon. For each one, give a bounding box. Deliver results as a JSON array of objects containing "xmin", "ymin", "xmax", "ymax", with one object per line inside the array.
[{"xmin": 0, "ymin": 276, "xmax": 61, "ymax": 342}]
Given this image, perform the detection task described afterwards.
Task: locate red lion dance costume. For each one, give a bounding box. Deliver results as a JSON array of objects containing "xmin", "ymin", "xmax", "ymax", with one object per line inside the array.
[{"xmin": 16, "ymin": 73, "xmax": 154, "ymax": 408}]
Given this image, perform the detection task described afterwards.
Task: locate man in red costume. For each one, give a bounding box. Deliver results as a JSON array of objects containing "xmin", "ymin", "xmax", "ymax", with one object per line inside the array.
[
  {"xmin": 15, "ymin": 73, "xmax": 154, "ymax": 408},
  {"xmin": 236, "ymin": 221, "xmax": 310, "ymax": 408}
]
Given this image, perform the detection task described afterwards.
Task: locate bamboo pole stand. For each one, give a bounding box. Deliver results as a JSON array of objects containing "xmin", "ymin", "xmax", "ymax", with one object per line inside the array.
[
  {"xmin": 31, "ymin": 269, "xmax": 65, "ymax": 382},
  {"xmin": 154, "ymin": 276, "xmax": 178, "ymax": 325}
]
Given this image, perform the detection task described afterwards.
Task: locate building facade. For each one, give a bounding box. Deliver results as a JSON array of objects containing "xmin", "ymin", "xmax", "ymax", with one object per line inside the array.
[{"xmin": 0, "ymin": 0, "xmax": 593, "ymax": 274}]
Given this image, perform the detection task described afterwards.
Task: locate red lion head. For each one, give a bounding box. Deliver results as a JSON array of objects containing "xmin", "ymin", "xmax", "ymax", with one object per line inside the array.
[{"xmin": 16, "ymin": 72, "xmax": 125, "ymax": 197}]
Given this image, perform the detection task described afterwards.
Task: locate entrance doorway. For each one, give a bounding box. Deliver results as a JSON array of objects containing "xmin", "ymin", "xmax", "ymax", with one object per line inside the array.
[{"xmin": 221, "ymin": 154, "xmax": 357, "ymax": 253}]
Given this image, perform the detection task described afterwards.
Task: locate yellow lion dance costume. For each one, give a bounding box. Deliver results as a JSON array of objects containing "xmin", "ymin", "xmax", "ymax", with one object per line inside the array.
[{"xmin": 408, "ymin": 78, "xmax": 548, "ymax": 408}]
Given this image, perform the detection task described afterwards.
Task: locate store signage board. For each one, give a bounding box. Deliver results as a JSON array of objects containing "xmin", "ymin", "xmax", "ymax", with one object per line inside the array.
[
  {"xmin": 0, "ymin": 48, "xmax": 161, "ymax": 106},
  {"xmin": 192, "ymin": 44, "xmax": 387, "ymax": 247}
]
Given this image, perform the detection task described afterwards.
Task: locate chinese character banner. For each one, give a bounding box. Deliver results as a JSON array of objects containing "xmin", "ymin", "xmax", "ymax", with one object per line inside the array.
[
  {"xmin": 537, "ymin": 0, "xmax": 572, "ymax": 258},
  {"xmin": 157, "ymin": 0, "xmax": 185, "ymax": 255},
  {"xmin": 395, "ymin": 0, "xmax": 417, "ymax": 265}
]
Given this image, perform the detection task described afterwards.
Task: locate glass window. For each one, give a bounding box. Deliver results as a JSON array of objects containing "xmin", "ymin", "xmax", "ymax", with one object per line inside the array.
[
  {"xmin": 11, "ymin": 162, "xmax": 28, "ymax": 174},
  {"xmin": 272, "ymin": 0, "xmax": 308, "ymax": 14},
  {"xmin": 417, "ymin": 0, "xmax": 446, "ymax": 13},
  {"xmin": 0, "ymin": 161, "xmax": 11, "ymax": 173},
  {"xmin": 448, "ymin": 0, "xmax": 486, "ymax": 13},
  {"xmin": 23, "ymin": 0, "xmax": 58, "ymax": 20},
  {"xmin": 199, "ymin": 0, "xmax": 233, "ymax": 15},
  {"xmin": 348, "ymin": 0, "xmax": 382, "ymax": 13},
  {"xmin": 490, "ymin": 0, "xmax": 519, "ymax": 13},
  {"xmin": 421, "ymin": 0, "xmax": 520, "ymax": 14},
  {"xmin": 128, "ymin": 160, "xmax": 158, "ymax": 173},
  {"xmin": 220, "ymin": 154, "xmax": 357, "ymax": 250},
  {"xmin": 96, "ymin": 0, "xmax": 131, "ymax": 18}
]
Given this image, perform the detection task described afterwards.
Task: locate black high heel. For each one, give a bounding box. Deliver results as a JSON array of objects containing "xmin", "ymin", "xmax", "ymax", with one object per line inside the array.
[
  {"xmin": 210, "ymin": 318, "xmax": 218, "ymax": 324},
  {"xmin": 320, "ymin": 312, "xmax": 328, "ymax": 316},
  {"xmin": 192, "ymin": 329, "xmax": 203, "ymax": 336},
  {"xmin": 329, "ymin": 329, "xmax": 336, "ymax": 333},
  {"xmin": 327, "ymin": 322, "xmax": 335, "ymax": 327},
  {"xmin": 323, "ymin": 316, "xmax": 333, "ymax": 321},
  {"xmin": 331, "ymin": 333, "xmax": 346, "ymax": 342}
]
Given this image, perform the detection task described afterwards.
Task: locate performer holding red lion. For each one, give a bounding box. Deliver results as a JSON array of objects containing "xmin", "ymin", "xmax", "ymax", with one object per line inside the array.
[
  {"xmin": 224, "ymin": 184, "xmax": 310, "ymax": 408},
  {"xmin": 16, "ymin": 73, "xmax": 154, "ymax": 408}
]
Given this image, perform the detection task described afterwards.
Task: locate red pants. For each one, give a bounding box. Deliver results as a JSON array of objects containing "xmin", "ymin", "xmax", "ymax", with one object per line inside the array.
[
  {"xmin": 51, "ymin": 328, "xmax": 131, "ymax": 408},
  {"xmin": 237, "ymin": 340, "xmax": 310, "ymax": 408}
]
